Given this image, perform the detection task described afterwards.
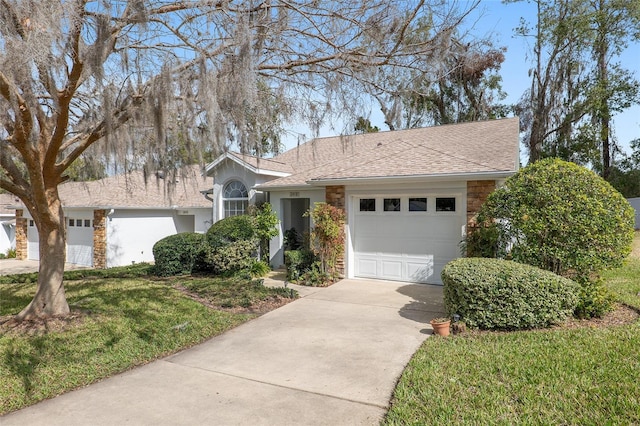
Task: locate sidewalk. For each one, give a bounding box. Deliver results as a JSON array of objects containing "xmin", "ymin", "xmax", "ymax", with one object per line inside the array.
[{"xmin": 2, "ymin": 278, "xmax": 445, "ymax": 425}]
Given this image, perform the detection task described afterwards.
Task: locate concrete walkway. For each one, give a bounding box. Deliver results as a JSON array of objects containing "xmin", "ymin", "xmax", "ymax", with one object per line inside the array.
[{"xmin": 2, "ymin": 278, "xmax": 445, "ymax": 425}]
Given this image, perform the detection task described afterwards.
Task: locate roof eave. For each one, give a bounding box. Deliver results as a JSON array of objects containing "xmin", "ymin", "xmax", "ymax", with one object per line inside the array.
[
  {"xmin": 306, "ymin": 170, "xmax": 517, "ymax": 186},
  {"xmin": 205, "ymin": 153, "xmax": 291, "ymax": 178}
]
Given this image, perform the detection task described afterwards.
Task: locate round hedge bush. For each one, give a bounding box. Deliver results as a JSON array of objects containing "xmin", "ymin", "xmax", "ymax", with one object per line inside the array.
[
  {"xmin": 478, "ymin": 158, "xmax": 635, "ymax": 283},
  {"xmin": 152, "ymin": 232, "xmax": 207, "ymax": 277},
  {"xmin": 442, "ymin": 257, "xmax": 580, "ymax": 330},
  {"xmin": 206, "ymin": 215, "xmax": 256, "ymax": 248}
]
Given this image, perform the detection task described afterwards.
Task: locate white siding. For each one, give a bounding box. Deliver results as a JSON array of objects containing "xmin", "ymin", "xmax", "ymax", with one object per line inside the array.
[
  {"xmin": 629, "ymin": 197, "xmax": 640, "ymax": 230},
  {"xmin": 0, "ymin": 217, "xmax": 15, "ymax": 255}
]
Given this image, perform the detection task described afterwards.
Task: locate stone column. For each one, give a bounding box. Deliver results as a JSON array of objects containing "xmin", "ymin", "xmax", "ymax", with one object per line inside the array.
[
  {"xmin": 15, "ymin": 209, "xmax": 28, "ymax": 260},
  {"xmin": 93, "ymin": 209, "xmax": 107, "ymax": 269},
  {"xmin": 466, "ymin": 180, "xmax": 496, "ymax": 232},
  {"xmin": 325, "ymin": 185, "xmax": 346, "ymax": 277}
]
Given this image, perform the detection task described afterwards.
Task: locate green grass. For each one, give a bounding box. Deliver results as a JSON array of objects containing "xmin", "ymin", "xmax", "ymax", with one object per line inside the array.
[
  {"xmin": 0, "ymin": 267, "xmax": 296, "ymax": 415},
  {"xmin": 384, "ymin": 236, "xmax": 640, "ymax": 425}
]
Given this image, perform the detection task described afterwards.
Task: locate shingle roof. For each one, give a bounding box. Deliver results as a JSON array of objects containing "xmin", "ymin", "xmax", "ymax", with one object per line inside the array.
[
  {"xmin": 259, "ymin": 117, "xmax": 519, "ymax": 187},
  {"xmin": 0, "ymin": 193, "xmax": 19, "ymax": 215},
  {"xmin": 226, "ymin": 152, "xmax": 293, "ymax": 174},
  {"xmin": 57, "ymin": 165, "xmax": 211, "ymax": 209}
]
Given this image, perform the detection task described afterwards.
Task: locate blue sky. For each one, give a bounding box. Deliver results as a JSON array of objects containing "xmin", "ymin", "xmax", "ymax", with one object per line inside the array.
[{"xmin": 282, "ymin": 1, "xmax": 640, "ymax": 159}]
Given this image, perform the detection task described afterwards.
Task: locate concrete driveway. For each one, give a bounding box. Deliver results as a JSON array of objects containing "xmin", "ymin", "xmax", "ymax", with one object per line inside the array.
[
  {"xmin": 0, "ymin": 259, "xmax": 88, "ymax": 275},
  {"xmin": 1, "ymin": 278, "xmax": 445, "ymax": 425}
]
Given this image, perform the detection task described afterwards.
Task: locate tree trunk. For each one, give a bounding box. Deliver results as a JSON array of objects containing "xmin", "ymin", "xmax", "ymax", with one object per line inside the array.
[{"xmin": 16, "ymin": 194, "xmax": 69, "ymax": 320}]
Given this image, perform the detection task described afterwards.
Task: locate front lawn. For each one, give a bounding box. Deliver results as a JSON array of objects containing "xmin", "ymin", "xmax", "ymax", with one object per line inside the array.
[
  {"xmin": 384, "ymin": 233, "xmax": 640, "ymax": 425},
  {"xmin": 0, "ymin": 267, "xmax": 296, "ymax": 415}
]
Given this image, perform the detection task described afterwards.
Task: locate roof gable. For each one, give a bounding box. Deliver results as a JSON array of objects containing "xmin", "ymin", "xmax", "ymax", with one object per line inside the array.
[{"xmin": 205, "ymin": 152, "xmax": 292, "ymax": 177}]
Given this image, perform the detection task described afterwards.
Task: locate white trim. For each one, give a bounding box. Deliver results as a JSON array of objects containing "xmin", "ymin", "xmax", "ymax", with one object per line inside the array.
[
  {"xmin": 205, "ymin": 152, "xmax": 291, "ymax": 178},
  {"xmin": 308, "ymin": 171, "xmax": 514, "ymax": 186}
]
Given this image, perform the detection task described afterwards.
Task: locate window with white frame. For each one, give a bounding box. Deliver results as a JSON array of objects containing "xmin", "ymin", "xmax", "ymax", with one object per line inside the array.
[{"xmin": 223, "ymin": 180, "xmax": 249, "ymax": 217}]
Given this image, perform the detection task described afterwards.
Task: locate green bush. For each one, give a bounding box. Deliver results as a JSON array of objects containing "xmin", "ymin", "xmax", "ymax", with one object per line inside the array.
[
  {"xmin": 206, "ymin": 215, "xmax": 256, "ymax": 248},
  {"xmin": 203, "ymin": 239, "xmax": 258, "ymax": 276},
  {"xmin": 152, "ymin": 232, "xmax": 207, "ymax": 276},
  {"xmin": 284, "ymin": 249, "xmax": 315, "ymax": 281},
  {"xmin": 474, "ymin": 158, "xmax": 634, "ymax": 318},
  {"xmin": 442, "ymin": 257, "xmax": 580, "ymax": 330},
  {"xmin": 249, "ymin": 260, "xmax": 271, "ymax": 278}
]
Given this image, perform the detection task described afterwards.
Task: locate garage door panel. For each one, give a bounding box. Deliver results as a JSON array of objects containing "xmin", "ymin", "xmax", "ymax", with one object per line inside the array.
[{"xmin": 354, "ymin": 195, "xmax": 462, "ymax": 285}]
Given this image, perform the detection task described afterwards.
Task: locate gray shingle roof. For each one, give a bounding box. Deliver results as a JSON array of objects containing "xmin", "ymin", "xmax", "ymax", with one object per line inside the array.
[
  {"xmin": 259, "ymin": 117, "xmax": 519, "ymax": 187},
  {"xmin": 57, "ymin": 165, "xmax": 210, "ymax": 209}
]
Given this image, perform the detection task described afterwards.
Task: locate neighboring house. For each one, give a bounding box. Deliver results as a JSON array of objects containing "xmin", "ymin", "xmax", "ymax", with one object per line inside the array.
[
  {"xmin": 628, "ymin": 197, "xmax": 640, "ymax": 230},
  {"xmin": 206, "ymin": 117, "xmax": 520, "ymax": 285},
  {"xmin": 15, "ymin": 166, "xmax": 212, "ymax": 268},
  {"xmin": 0, "ymin": 193, "xmax": 18, "ymax": 255}
]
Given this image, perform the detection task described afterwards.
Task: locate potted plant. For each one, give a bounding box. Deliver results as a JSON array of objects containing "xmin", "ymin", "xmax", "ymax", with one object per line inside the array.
[{"xmin": 429, "ymin": 317, "xmax": 451, "ymax": 337}]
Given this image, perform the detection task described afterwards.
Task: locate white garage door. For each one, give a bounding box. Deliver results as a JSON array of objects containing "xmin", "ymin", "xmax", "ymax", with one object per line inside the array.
[
  {"xmin": 354, "ymin": 196, "xmax": 463, "ymax": 285},
  {"xmin": 27, "ymin": 219, "xmax": 39, "ymax": 261},
  {"xmin": 66, "ymin": 217, "xmax": 93, "ymax": 267}
]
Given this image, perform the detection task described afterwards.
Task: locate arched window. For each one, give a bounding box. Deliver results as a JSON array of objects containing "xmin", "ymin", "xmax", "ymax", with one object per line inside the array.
[{"xmin": 223, "ymin": 180, "xmax": 248, "ymax": 217}]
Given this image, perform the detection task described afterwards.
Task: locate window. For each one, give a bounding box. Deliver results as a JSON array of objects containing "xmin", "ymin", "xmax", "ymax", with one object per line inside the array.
[
  {"xmin": 84, "ymin": 219, "xmax": 91, "ymax": 227},
  {"xmin": 69, "ymin": 218, "xmax": 75, "ymax": 227},
  {"xmin": 436, "ymin": 197, "xmax": 456, "ymax": 212},
  {"xmin": 384, "ymin": 198, "xmax": 401, "ymax": 212},
  {"xmin": 29, "ymin": 220, "xmax": 34, "ymax": 227},
  {"xmin": 359, "ymin": 198, "xmax": 376, "ymax": 212},
  {"xmin": 409, "ymin": 198, "xmax": 427, "ymax": 211},
  {"xmin": 223, "ymin": 180, "xmax": 249, "ymax": 217}
]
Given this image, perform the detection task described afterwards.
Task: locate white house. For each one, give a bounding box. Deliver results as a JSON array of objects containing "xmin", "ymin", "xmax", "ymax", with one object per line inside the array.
[
  {"xmin": 16, "ymin": 166, "xmax": 212, "ymax": 268},
  {"xmin": 0, "ymin": 193, "xmax": 18, "ymax": 255},
  {"xmin": 206, "ymin": 117, "xmax": 521, "ymax": 285},
  {"xmin": 628, "ymin": 197, "xmax": 640, "ymax": 230}
]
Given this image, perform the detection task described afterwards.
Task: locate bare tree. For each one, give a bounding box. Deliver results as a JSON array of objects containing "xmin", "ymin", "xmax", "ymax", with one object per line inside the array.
[{"xmin": 0, "ymin": 0, "xmax": 481, "ymax": 320}]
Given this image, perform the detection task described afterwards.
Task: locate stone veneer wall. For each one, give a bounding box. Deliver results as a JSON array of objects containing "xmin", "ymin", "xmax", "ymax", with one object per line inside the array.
[
  {"xmin": 93, "ymin": 209, "xmax": 107, "ymax": 269},
  {"xmin": 15, "ymin": 209, "xmax": 28, "ymax": 260},
  {"xmin": 466, "ymin": 180, "xmax": 496, "ymax": 232},
  {"xmin": 325, "ymin": 185, "xmax": 346, "ymax": 277}
]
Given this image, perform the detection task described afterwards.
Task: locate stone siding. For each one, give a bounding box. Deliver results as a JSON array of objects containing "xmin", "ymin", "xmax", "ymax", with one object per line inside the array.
[
  {"xmin": 466, "ymin": 180, "xmax": 496, "ymax": 231},
  {"xmin": 325, "ymin": 185, "xmax": 346, "ymax": 277},
  {"xmin": 15, "ymin": 209, "xmax": 27, "ymax": 260},
  {"xmin": 93, "ymin": 209, "xmax": 107, "ymax": 269}
]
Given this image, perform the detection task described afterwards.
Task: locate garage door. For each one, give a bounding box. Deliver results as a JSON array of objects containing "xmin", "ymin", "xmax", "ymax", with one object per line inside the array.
[
  {"xmin": 354, "ymin": 196, "xmax": 463, "ymax": 285},
  {"xmin": 66, "ymin": 217, "xmax": 93, "ymax": 267}
]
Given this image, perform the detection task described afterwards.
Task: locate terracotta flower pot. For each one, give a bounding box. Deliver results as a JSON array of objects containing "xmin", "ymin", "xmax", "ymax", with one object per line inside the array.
[{"xmin": 429, "ymin": 318, "xmax": 451, "ymax": 337}]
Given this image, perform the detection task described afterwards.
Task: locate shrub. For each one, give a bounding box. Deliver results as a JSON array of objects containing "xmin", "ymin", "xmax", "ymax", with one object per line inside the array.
[
  {"xmin": 305, "ymin": 202, "xmax": 345, "ymax": 280},
  {"xmin": 152, "ymin": 232, "xmax": 207, "ymax": 277},
  {"xmin": 249, "ymin": 203, "xmax": 279, "ymax": 261},
  {"xmin": 249, "ymin": 260, "xmax": 271, "ymax": 278},
  {"xmin": 474, "ymin": 158, "xmax": 634, "ymax": 318},
  {"xmin": 284, "ymin": 249, "xmax": 315, "ymax": 281},
  {"xmin": 206, "ymin": 215, "xmax": 256, "ymax": 248},
  {"xmin": 442, "ymin": 257, "xmax": 580, "ymax": 330},
  {"xmin": 203, "ymin": 239, "xmax": 258, "ymax": 276}
]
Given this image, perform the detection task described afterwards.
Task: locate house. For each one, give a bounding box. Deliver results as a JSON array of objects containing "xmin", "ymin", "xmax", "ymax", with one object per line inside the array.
[
  {"xmin": 14, "ymin": 166, "xmax": 212, "ymax": 267},
  {"xmin": 205, "ymin": 117, "xmax": 520, "ymax": 284},
  {"xmin": 0, "ymin": 193, "xmax": 18, "ymax": 255},
  {"xmin": 628, "ymin": 197, "xmax": 640, "ymax": 230}
]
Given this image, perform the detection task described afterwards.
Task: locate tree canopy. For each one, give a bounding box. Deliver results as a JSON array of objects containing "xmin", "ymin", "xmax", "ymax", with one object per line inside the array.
[{"xmin": 0, "ymin": 0, "xmax": 484, "ymax": 320}]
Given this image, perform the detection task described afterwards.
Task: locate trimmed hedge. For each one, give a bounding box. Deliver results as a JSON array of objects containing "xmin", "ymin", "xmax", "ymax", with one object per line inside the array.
[
  {"xmin": 442, "ymin": 258, "xmax": 580, "ymax": 330},
  {"xmin": 152, "ymin": 232, "xmax": 207, "ymax": 276},
  {"xmin": 203, "ymin": 239, "xmax": 258, "ymax": 276},
  {"xmin": 206, "ymin": 215, "xmax": 255, "ymax": 248}
]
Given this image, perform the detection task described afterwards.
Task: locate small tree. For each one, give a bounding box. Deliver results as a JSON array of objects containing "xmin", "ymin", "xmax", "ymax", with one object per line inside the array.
[
  {"xmin": 475, "ymin": 158, "xmax": 635, "ymax": 317},
  {"xmin": 306, "ymin": 203, "xmax": 346, "ymax": 280},
  {"xmin": 249, "ymin": 202, "xmax": 279, "ymax": 262}
]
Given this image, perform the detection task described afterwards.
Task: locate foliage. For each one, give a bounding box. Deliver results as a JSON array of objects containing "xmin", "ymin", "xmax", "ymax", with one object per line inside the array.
[
  {"xmin": 608, "ymin": 139, "xmax": 640, "ymax": 198},
  {"xmin": 478, "ymin": 159, "xmax": 634, "ymax": 284},
  {"xmin": 152, "ymin": 233, "xmax": 207, "ymax": 277},
  {"xmin": 283, "ymin": 228, "xmax": 303, "ymax": 251},
  {"xmin": 353, "ymin": 116, "xmax": 380, "ymax": 133},
  {"xmin": 460, "ymin": 222, "xmax": 501, "ymax": 258},
  {"xmin": 202, "ymin": 240, "xmax": 258, "ymax": 277},
  {"xmin": 248, "ymin": 202, "xmax": 279, "ymax": 261},
  {"xmin": 249, "ymin": 260, "xmax": 271, "ymax": 278},
  {"xmin": 442, "ymin": 258, "xmax": 580, "ymax": 330},
  {"xmin": 305, "ymin": 203, "xmax": 346, "ymax": 280},
  {"xmin": 511, "ymin": 0, "xmax": 640, "ymax": 175},
  {"xmin": 206, "ymin": 215, "xmax": 256, "ymax": 248},
  {"xmin": 284, "ymin": 249, "xmax": 316, "ymax": 281}
]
